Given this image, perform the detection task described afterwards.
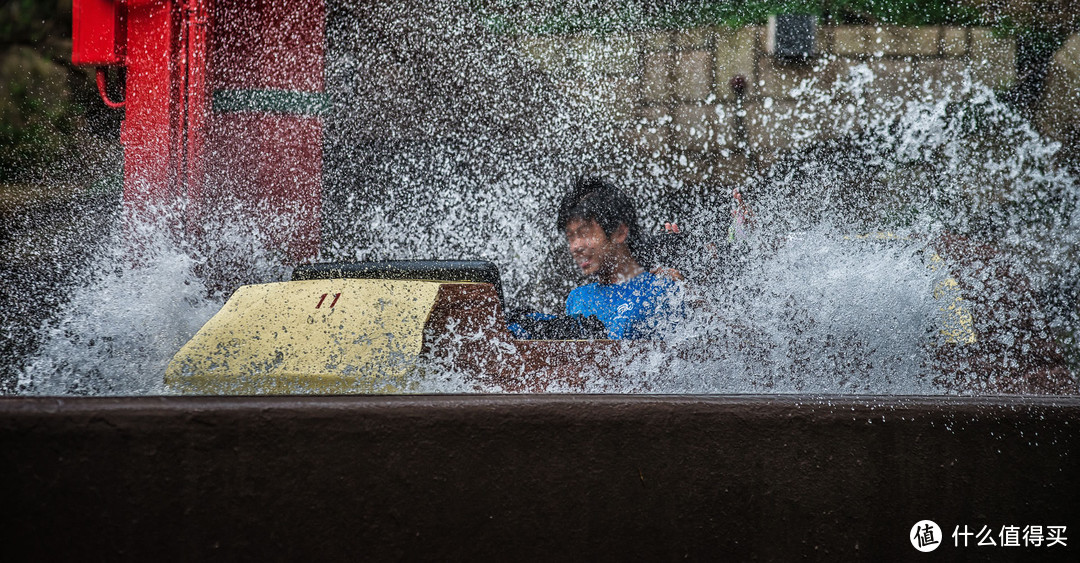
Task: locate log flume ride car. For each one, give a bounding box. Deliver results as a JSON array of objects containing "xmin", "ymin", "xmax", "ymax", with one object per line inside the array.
[{"xmin": 167, "ymin": 247, "xmax": 1075, "ymax": 395}]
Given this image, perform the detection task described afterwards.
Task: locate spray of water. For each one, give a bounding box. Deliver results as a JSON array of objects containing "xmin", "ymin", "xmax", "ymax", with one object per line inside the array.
[
  {"xmin": 14, "ymin": 201, "xmax": 296, "ymax": 395},
  {"xmin": 6, "ymin": 1, "xmax": 1078, "ymax": 395}
]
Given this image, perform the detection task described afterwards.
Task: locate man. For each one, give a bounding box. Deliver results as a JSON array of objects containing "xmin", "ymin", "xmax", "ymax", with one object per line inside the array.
[{"xmin": 556, "ymin": 177, "xmax": 683, "ymax": 339}]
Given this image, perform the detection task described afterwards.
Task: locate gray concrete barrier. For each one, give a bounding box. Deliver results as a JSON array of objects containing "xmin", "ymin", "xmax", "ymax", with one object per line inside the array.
[{"xmin": 2, "ymin": 395, "xmax": 1078, "ymax": 560}]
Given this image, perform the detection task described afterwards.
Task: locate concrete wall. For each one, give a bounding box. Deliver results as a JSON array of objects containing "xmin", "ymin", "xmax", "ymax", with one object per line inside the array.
[
  {"xmin": 515, "ymin": 25, "xmax": 1018, "ymax": 185},
  {"xmin": 2, "ymin": 395, "xmax": 1078, "ymax": 560}
]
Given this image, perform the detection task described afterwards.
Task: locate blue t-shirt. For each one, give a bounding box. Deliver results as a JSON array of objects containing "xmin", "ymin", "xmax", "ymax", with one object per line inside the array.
[{"xmin": 565, "ymin": 271, "xmax": 681, "ymax": 339}]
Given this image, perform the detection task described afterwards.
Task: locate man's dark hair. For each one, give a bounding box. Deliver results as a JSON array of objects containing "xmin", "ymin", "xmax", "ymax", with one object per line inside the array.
[{"xmin": 556, "ymin": 177, "xmax": 641, "ymax": 256}]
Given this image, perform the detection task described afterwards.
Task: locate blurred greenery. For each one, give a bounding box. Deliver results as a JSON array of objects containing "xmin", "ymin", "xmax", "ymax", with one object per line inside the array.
[
  {"xmin": 0, "ymin": 0, "xmax": 119, "ymax": 186},
  {"xmin": 1, "ymin": 0, "xmax": 72, "ymax": 46}
]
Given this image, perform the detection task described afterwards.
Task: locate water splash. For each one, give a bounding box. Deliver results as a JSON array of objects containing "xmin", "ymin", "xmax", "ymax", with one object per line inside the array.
[
  {"xmin": 5, "ymin": 3, "xmax": 1078, "ymax": 395},
  {"xmin": 16, "ymin": 205, "xmax": 289, "ymax": 395}
]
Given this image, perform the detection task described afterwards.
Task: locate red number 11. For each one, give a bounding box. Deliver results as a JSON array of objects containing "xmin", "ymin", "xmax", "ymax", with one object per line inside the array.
[{"xmin": 316, "ymin": 293, "xmax": 341, "ymax": 308}]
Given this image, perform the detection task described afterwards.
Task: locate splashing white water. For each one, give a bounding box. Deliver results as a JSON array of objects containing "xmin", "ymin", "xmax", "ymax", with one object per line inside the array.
[
  {"xmin": 7, "ymin": 4, "xmax": 1078, "ymax": 395},
  {"xmin": 17, "ymin": 206, "xmax": 291, "ymax": 395}
]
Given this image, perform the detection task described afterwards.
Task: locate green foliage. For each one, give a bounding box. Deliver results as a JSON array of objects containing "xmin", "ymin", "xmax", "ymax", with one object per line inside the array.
[
  {"xmin": 0, "ymin": 0, "xmax": 99, "ymax": 184},
  {"xmin": 0, "ymin": 55, "xmax": 85, "ymax": 182},
  {"xmin": 1, "ymin": 0, "xmax": 72, "ymax": 49}
]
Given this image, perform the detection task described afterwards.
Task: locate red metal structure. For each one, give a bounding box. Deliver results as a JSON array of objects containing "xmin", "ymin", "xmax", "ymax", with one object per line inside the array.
[{"xmin": 72, "ymin": 0, "xmax": 325, "ymax": 261}]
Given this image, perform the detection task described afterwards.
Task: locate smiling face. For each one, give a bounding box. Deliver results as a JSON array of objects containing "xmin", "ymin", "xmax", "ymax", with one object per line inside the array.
[{"xmin": 565, "ymin": 217, "xmax": 632, "ymax": 281}]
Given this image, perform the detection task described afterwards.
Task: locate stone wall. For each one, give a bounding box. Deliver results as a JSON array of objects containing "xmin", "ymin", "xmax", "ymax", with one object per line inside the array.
[{"xmin": 515, "ymin": 25, "xmax": 1019, "ymax": 185}]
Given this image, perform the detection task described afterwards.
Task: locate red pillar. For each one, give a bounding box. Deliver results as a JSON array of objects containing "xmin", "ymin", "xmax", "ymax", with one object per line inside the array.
[
  {"xmin": 119, "ymin": 0, "xmax": 184, "ymax": 215},
  {"xmin": 201, "ymin": 0, "xmax": 325, "ymax": 262},
  {"xmin": 73, "ymin": 0, "xmax": 325, "ymax": 264}
]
